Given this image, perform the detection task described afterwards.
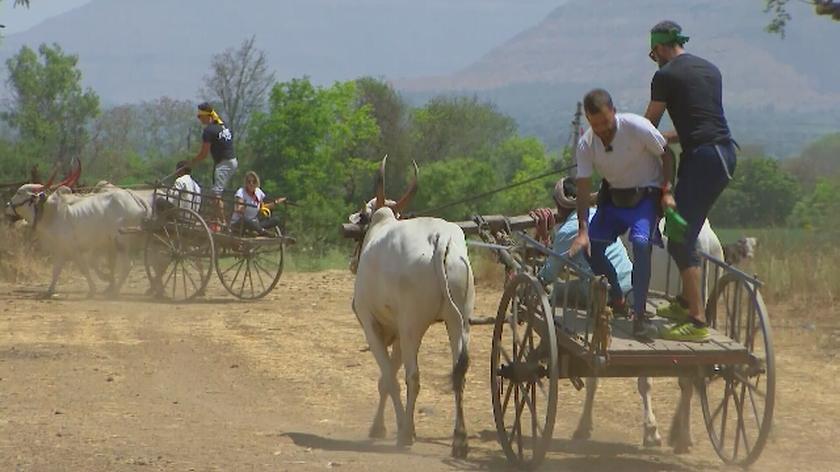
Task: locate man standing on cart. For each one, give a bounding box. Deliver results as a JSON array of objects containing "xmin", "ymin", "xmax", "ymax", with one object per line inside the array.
[
  {"xmin": 644, "ymin": 21, "xmax": 737, "ymax": 342},
  {"xmin": 190, "ymin": 102, "xmax": 238, "ymax": 232},
  {"xmin": 570, "ymin": 88, "xmax": 675, "ymax": 338}
]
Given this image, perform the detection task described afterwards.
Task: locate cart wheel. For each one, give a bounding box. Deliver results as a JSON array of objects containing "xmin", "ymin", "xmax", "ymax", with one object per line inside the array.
[
  {"xmin": 215, "ymin": 227, "xmax": 285, "ymax": 300},
  {"xmin": 699, "ymin": 273, "xmax": 775, "ymax": 466},
  {"xmin": 143, "ymin": 207, "xmax": 214, "ymax": 302},
  {"xmin": 491, "ymin": 273, "xmax": 558, "ymax": 470}
]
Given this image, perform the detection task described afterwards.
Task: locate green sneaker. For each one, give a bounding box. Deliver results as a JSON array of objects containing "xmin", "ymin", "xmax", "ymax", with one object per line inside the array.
[
  {"xmin": 661, "ymin": 322, "xmax": 710, "ymax": 342},
  {"xmin": 656, "ymin": 301, "xmax": 690, "ymax": 322}
]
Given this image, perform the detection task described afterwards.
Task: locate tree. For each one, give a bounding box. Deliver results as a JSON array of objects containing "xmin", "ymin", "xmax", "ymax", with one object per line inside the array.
[
  {"xmin": 410, "ymin": 96, "xmax": 516, "ymax": 165},
  {"xmin": 710, "ymin": 157, "xmax": 800, "ymax": 227},
  {"xmin": 783, "ymin": 133, "xmax": 840, "ymax": 190},
  {"xmin": 3, "ymin": 43, "xmax": 99, "ymax": 172},
  {"xmin": 200, "ymin": 36, "xmax": 275, "ymax": 137},
  {"xmin": 765, "ymin": 0, "xmax": 840, "ymax": 36},
  {"xmin": 248, "ymin": 78, "xmax": 379, "ymax": 252},
  {"xmin": 353, "ymin": 76, "xmax": 412, "ymax": 185}
]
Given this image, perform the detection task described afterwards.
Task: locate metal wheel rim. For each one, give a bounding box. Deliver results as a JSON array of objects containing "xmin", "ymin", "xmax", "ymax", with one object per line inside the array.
[
  {"xmin": 699, "ymin": 273, "xmax": 775, "ymax": 466},
  {"xmin": 490, "ymin": 273, "xmax": 558, "ymax": 470},
  {"xmin": 215, "ymin": 227, "xmax": 285, "ymax": 300},
  {"xmin": 143, "ymin": 208, "xmax": 214, "ymax": 303}
]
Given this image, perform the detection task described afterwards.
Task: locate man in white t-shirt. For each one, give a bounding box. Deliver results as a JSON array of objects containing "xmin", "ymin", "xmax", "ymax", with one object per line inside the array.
[
  {"xmin": 168, "ymin": 161, "xmax": 202, "ymax": 211},
  {"xmin": 569, "ymin": 88, "xmax": 676, "ymax": 338}
]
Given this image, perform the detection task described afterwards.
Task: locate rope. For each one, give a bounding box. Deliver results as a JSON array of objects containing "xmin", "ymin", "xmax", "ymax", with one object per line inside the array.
[{"xmin": 417, "ymin": 163, "xmax": 577, "ymax": 217}]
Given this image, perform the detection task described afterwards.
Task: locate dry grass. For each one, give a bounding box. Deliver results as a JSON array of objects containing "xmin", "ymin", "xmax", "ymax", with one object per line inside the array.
[{"xmin": 0, "ymin": 223, "xmax": 48, "ymax": 284}]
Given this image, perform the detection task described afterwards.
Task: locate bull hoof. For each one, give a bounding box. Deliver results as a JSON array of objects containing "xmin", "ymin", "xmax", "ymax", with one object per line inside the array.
[
  {"xmin": 643, "ymin": 435, "xmax": 663, "ymax": 448},
  {"xmin": 369, "ymin": 423, "xmax": 386, "ymax": 439},
  {"xmin": 673, "ymin": 443, "xmax": 691, "ymax": 455},
  {"xmin": 38, "ymin": 292, "xmax": 58, "ymax": 300},
  {"xmin": 643, "ymin": 426, "xmax": 662, "ymax": 447},
  {"xmin": 572, "ymin": 428, "xmax": 592, "ymax": 440},
  {"xmin": 451, "ymin": 440, "xmax": 469, "ymax": 459},
  {"xmin": 396, "ymin": 430, "xmax": 415, "ymax": 448}
]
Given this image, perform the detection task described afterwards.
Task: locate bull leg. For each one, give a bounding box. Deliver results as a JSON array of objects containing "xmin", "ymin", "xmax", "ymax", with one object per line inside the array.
[
  {"xmin": 370, "ymin": 339, "xmax": 403, "ymax": 439},
  {"xmin": 45, "ymin": 257, "xmax": 67, "ymax": 297},
  {"xmin": 398, "ymin": 335, "xmax": 422, "ymax": 447},
  {"xmin": 444, "ymin": 319, "xmax": 470, "ymax": 458},
  {"xmin": 669, "ymin": 377, "xmax": 695, "ymax": 454},
  {"xmin": 360, "ymin": 319, "xmax": 402, "ymax": 442},
  {"xmin": 74, "ymin": 256, "xmax": 97, "ymax": 298},
  {"xmin": 109, "ymin": 246, "xmax": 132, "ymax": 297},
  {"xmin": 638, "ymin": 376, "xmax": 663, "ymax": 447},
  {"xmin": 573, "ymin": 377, "xmax": 598, "ymax": 439}
]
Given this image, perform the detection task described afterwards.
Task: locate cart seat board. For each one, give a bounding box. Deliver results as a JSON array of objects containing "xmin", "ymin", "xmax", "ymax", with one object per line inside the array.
[{"xmin": 553, "ymin": 308, "xmax": 748, "ymax": 366}]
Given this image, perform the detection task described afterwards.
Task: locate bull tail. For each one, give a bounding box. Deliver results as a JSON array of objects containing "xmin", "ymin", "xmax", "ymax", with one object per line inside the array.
[{"xmin": 433, "ymin": 234, "xmax": 470, "ymax": 393}]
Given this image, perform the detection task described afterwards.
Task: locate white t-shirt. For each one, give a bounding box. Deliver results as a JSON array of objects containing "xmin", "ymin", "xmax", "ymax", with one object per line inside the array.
[
  {"xmin": 231, "ymin": 187, "xmax": 265, "ymax": 223},
  {"xmin": 168, "ymin": 174, "xmax": 202, "ymax": 211},
  {"xmin": 575, "ymin": 113, "xmax": 666, "ymax": 189}
]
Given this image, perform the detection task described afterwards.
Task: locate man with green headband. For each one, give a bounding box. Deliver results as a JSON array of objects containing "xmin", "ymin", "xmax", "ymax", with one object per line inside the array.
[{"xmin": 644, "ymin": 20, "xmax": 737, "ymax": 342}]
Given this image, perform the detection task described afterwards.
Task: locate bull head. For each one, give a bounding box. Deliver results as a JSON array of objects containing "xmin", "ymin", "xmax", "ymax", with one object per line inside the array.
[
  {"xmin": 348, "ymin": 156, "xmax": 419, "ymax": 273},
  {"xmin": 5, "ymin": 159, "xmax": 83, "ymax": 223}
]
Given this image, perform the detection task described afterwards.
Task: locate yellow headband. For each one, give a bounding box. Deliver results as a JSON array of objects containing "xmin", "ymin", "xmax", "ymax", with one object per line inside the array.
[{"xmin": 197, "ymin": 109, "xmax": 223, "ymax": 124}]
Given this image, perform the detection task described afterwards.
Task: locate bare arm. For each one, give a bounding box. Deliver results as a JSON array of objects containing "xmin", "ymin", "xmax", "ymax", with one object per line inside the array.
[
  {"xmin": 644, "ymin": 100, "xmax": 667, "ymax": 128},
  {"xmin": 660, "ymin": 147, "xmax": 676, "ymax": 210},
  {"xmin": 569, "ymin": 177, "xmax": 592, "ymax": 257},
  {"xmin": 192, "ymin": 142, "xmax": 210, "ymax": 165},
  {"xmin": 645, "ymin": 101, "xmax": 680, "ymax": 144}
]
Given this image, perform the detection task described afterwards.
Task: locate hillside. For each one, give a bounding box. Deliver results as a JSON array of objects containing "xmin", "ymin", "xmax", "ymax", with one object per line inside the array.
[{"xmin": 399, "ymin": 0, "xmax": 840, "ymax": 155}]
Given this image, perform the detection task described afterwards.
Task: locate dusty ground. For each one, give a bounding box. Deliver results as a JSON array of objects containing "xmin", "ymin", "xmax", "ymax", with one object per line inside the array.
[{"xmin": 1, "ymin": 268, "xmax": 839, "ymax": 472}]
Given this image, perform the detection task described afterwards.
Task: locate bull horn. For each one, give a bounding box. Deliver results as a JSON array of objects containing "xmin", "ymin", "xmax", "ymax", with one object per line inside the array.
[
  {"xmin": 43, "ymin": 166, "xmax": 59, "ymax": 189},
  {"xmin": 67, "ymin": 158, "xmax": 82, "ymax": 188},
  {"xmin": 374, "ymin": 155, "xmax": 387, "ymax": 210},
  {"xmin": 51, "ymin": 158, "xmax": 82, "ymax": 190},
  {"xmin": 393, "ymin": 160, "xmax": 419, "ymax": 214}
]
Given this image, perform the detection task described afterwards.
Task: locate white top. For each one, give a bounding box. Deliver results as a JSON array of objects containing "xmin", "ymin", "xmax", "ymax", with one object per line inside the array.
[
  {"xmin": 231, "ymin": 187, "xmax": 265, "ymax": 223},
  {"xmin": 575, "ymin": 113, "xmax": 666, "ymax": 189},
  {"xmin": 168, "ymin": 174, "xmax": 202, "ymax": 211}
]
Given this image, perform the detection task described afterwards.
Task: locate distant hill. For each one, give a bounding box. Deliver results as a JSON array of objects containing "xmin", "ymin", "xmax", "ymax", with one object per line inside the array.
[
  {"xmin": 0, "ymin": 0, "xmax": 559, "ymax": 103},
  {"xmin": 399, "ymin": 0, "xmax": 840, "ymax": 156}
]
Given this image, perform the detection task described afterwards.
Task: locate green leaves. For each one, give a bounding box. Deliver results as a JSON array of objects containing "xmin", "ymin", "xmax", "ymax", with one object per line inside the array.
[
  {"xmin": 3, "ymin": 43, "xmax": 99, "ymax": 173},
  {"xmin": 710, "ymin": 156, "xmax": 799, "ymax": 227}
]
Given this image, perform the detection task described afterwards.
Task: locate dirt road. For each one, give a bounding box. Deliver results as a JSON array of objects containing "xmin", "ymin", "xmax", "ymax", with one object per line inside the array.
[{"xmin": 1, "ymin": 270, "xmax": 838, "ymax": 471}]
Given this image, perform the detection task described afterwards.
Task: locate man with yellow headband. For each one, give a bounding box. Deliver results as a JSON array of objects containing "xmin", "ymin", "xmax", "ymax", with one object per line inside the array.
[
  {"xmin": 191, "ymin": 102, "xmax": 238, "ymax": 230},
  {"xmin": 644, "ymin": 21, "xmax": 737, "ymax": 342}
]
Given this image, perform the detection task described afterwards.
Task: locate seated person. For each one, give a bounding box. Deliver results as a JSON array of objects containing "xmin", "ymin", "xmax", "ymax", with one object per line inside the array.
[
  {"xmin": 230, "ymin": 171, "xmax": 285, "ymax": 236},
  {"xmin": 538, "ymin": 178, "xmax": 633, "ymax": 313},
  {"xmin": 154, "ymin": 161, "xmax": 202, "ymax": 214}
]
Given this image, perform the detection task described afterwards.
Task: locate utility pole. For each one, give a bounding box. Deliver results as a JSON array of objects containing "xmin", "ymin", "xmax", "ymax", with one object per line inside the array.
[{"xmin": 561, "ymin": 101, "xmax": 583, "ymax": 177}]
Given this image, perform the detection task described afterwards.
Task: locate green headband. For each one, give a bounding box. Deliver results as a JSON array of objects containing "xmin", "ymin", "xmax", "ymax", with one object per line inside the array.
[{"xmin": 650, "ymin": 30, "xmax": 690, "ymax": 48}]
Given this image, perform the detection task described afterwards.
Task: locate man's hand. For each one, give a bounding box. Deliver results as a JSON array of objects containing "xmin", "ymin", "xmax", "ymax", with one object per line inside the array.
[
  {"xmin": 569, "ymin": 231, "xmax": 591, "ymax": 258},
  {"xmin": 661, "ymin": 191, "xmax": 676, "ymax": 211},
  {"xmin": 274, "ymin": 196, "xmax": 287, "ymax": 205},
  {"xmin": 528, "ymin": 208, "xmax": 555, "ymax": 245}
]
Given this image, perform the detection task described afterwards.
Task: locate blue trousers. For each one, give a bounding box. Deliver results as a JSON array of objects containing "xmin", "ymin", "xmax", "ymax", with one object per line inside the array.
[
  {"xmin": 668, "ymin": 142, "xmax": 737, "ymax": 270},
  {"xmin": 587, "ymin": 195, "xmax": 657, "ymax": 315}
]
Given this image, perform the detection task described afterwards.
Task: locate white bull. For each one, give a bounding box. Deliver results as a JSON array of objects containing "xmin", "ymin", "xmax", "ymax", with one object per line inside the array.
[
  {"xmin": 351, "ymin": 158, "xmax": 475, "ymax": 458},
  {"xmin": 577, "ymin": 218, "xmax": 727, "ymax": 453},
  {"xmin": 5, "ymin": 182, "xmax": 151, "ymax": 297}
]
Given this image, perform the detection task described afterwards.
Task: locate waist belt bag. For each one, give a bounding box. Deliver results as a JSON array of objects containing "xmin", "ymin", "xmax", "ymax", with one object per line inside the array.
[{"xmin": 610, "ymin": 187, "xmax": 662, "ymax": 208}]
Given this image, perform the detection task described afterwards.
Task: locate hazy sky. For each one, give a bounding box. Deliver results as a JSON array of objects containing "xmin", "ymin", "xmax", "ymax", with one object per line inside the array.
[{"xmin": 1, "ymin": 0, "xmax": 90, "ymax": 34}]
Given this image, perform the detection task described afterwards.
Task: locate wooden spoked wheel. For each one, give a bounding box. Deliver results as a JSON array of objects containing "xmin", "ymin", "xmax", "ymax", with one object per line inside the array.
[
  {"xmin": 699, "ymin": 273, "xmax": 775, "ymax": 466},
  {"xmin": 215, "ymin": 227, "xmax": 285, "ymax": 300},
  {"xmin": 143, "ymin": 207, "xmax": 214, "ymax": 303},
  {"xmin": 491, "ymin": 273, "xmax": 559, "ymax": 470}
]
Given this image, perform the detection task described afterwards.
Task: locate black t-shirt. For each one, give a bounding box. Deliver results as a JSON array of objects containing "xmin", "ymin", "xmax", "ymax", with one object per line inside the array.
[
  {"xmin": 651, "ymin": 53, "xmax": 732, "ymax": 151},
  {"xmin": 202, "ymin": 122, "xmax": 235, "ymax": 164}
]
